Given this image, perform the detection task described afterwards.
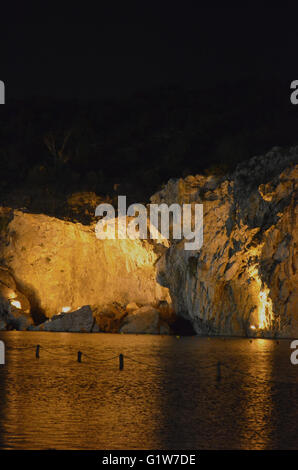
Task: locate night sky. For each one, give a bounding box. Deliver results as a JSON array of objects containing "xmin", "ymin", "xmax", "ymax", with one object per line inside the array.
[
  {"xmin": 1, "ymin": 5, "xmax": 298, "ymax": 212},
  {"xmin": 1, "ymin": 5, "xmax": 298, "ymax": 101}
]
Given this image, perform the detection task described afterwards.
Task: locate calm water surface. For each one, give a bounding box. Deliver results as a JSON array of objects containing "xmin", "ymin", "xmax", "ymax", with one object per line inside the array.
[{"xmin": 0, "ymin": 332, "xmax": 297, "ymax": 450}]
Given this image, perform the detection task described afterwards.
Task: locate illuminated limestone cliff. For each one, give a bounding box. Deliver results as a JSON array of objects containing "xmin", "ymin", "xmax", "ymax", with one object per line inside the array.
[
  {"xmin": 154, "ymin": 147, "xmax": 297, "ymax": 337},
  {"xmin": 0, "ymin": 146, "xmax": 296, "ymax": 336},
  {"xmin": 0, "ymin": 210, "xmax": 169, "ymax": 324}
]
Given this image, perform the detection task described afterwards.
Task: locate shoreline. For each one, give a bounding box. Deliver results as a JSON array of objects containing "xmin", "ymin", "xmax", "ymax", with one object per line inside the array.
[{"xmin": 0, "ymin": 330, "xmax": 296, "ymax": 340}]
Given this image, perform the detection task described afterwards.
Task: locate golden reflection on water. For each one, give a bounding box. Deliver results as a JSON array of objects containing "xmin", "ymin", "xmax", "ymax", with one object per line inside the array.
[
  {"xmin": 237, "ymin": 339, "xmax": 275, "ymax": 449},
  {"xmin": 0, "ymin": 332, "xmax": 297, "ymax": 450},
  {"xmin": 0, "ymin": 332, "xmax": 164, "ymax": 449}
]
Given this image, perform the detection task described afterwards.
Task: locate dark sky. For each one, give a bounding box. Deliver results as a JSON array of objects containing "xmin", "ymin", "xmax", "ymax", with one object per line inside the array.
[{"xmin": 1, "ymin": 5, "xmax": 298, "ymax": 100}]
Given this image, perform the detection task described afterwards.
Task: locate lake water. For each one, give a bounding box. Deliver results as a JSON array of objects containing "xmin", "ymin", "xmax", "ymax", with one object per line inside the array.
[{"xmin": 0, "ymin": 331, "xmax": 297, "ymax": 450}]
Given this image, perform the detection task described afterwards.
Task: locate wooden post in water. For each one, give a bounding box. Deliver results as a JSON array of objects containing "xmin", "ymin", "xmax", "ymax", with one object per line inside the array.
[
  {"xmin": 216, "ymin": 361, "xmax": 221, "ymax": 381},
  {"xmin": 78, "ymin": 351, "xmax": 82, "ymax": 363},
  {"xmin": 119, "ymin": 353, "xmax": 124, "ymax": 370},
  {"xmin": 36, "ymin": 345, "xmax": 40, "ymax": 359}
]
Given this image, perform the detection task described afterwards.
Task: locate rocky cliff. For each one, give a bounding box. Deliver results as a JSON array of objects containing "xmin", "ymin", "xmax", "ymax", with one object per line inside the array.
[
  {"xmin": 0, "ymin": 146, "xmax": 296, "ymax": 337},
  {"xmin": 153, "ymin": 147, "xmax": 297, "ymax": 337},
  {"xmin": 0, "ymin": 209, "xmax": 170, "ymax": 323}
]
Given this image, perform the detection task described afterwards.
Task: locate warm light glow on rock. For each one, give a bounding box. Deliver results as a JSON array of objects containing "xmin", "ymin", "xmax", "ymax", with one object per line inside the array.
[
  {"xmin": 258, "ymin": 285, "xmax": 274, "ymax": 329},
  {"xmin": 62, "ymin": 306, "xmax": 71, "ymax": 313},
  {"xmin": 8, "ymin": 291, "xmax": 17, "ymax": 300},
  {"xmin": 0, "ymin": 210, "xmax": 170, "ymax": 319},
  {"xmin": 11, "ymin": 300, "xmax": 21, "ymax": 309},
  {"xmin": 249, "ymin": 265, "xmax": 274, "ymax": 330},
  {"xmin": 250, "ymin": 325, "xmax": 256, "ymax": 330}
]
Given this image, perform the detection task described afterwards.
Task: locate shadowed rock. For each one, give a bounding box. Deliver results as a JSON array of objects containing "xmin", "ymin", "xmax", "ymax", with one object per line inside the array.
[
  {"xmin": 120, "ymin": 305, "xmax": 171, "ymax": 334},
  {"xmin": 34, "ymin": 305, "xmax": 93, "ymax": 332},
  {"xmin": 0, "ymin": 267, "xmax": 33, "ymax": 330}
]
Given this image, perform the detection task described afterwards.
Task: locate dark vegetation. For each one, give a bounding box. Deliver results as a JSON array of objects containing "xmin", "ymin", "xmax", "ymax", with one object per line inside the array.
[{"xmin": 0, "ymin": 78, "xmax": 297, "ymax": 221}]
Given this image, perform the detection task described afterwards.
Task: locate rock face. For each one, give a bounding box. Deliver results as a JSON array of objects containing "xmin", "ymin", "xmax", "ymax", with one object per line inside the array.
[
  {"xmin": 0, "ymin": 146, "xmax": 296, "ymax": 337},
  {"xmin": 0, "ymin": 299, "xmax": 33, "ymax": 331},
  {"xmin": 125, "ymin": 302, "xmax": 139, "ymax": 314},
  {"xmin": 92, "ymin": 303, "xmax": 127, "ymax": 333},
  {"xmin": 120, "ymin": 306, "xmax": 171, "ymax": 334},
  {"xmin": 0, "ymin": 210, "xmax": 170, "ymax": 321},
  {"xmin": 153, "ymin": 147, "xmax": 298, "ymax": 338},
  {"xmin": 34, "ymin": 305, "xmax": 93, "ymax": 332},
  {"xmin": 33, "ymin": 302, "xmax": 173, "ymax": 334},
  {"xmin": 0, "ymin": 267, "xmax": 33, "ymax": 330}
]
